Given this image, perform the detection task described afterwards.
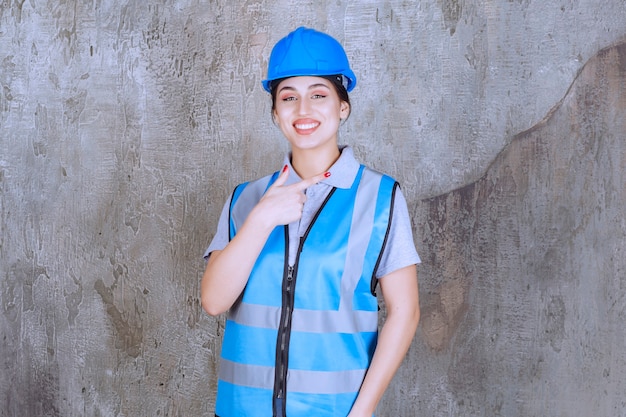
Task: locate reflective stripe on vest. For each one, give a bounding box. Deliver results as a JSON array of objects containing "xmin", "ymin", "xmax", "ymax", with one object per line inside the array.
[{"xmin": 215, "ymin": 165, "xmax": 397, "ymax": 417}]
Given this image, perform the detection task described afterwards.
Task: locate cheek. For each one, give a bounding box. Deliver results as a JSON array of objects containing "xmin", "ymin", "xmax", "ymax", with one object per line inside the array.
[
  {"xmin": 274, "ymin": 103, "xmax": 291, "ymax": 118},
  {"xmin": 273, "ymin": 109, "xmax": 285, "ymax": 124},
  {"xmin": 273, "ymin": 113, "xmax": 292, "ymax": 134},
  {"xmin": 275, "ymin": 113, "xmax": 289, "ymax": 128},
  {"xmin": 329, "ymin": 106, "xmax": 345, "ymax": 121}
]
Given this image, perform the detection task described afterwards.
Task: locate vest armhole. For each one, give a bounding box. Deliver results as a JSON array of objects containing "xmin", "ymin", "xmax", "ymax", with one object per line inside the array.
[
  {"xmin": 228, "ymin": 173, "xmax": 279, "ymax": 242},
  {"xmin": 228, "ymin": 184, "xmax": 245, "ymax": 242},
  {"xmin": 370, "ymin": 181, "xmax": 399, "ymax": 296}
]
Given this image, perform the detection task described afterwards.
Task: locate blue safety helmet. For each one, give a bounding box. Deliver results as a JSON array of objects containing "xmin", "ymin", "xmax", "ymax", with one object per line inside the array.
[{"xmin": 262, "ymin": 27, "xmax": 357, "ymax": 93}]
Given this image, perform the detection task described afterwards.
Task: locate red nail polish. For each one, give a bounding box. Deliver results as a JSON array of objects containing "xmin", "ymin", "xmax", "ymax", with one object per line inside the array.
[
  {"xmin": 324, "ymin": 171, "xmax": 331, "ymax": 178},
  {"xmin": 283, "ymin": 165, "xmax": 289, "ymax": 173}
]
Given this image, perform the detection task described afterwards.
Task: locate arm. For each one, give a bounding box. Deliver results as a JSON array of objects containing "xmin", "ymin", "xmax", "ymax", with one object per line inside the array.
[
  {"xmin": 200, "ymin": 217, "xmax": 275, "ymax": 316},
  {"xmin": 201, "ymin": 167, "xmax": 329, "ymax": 316},
  {"xmin": 348, "ymin": 264, "xmax": 420, "ymax": 416}
]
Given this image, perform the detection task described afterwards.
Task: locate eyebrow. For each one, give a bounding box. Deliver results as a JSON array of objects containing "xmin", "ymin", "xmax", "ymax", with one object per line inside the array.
[{"xmin": 278, "ymin": 83, "xmax": 331, "ymax": 93}]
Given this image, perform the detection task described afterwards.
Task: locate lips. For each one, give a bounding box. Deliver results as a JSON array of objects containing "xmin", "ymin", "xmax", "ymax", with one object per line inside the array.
[{"xmin": 293, "ymin": 119, "xmax": 320, "ymax": 134}]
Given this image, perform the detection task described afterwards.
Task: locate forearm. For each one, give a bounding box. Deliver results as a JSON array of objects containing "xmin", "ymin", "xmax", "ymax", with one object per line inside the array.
[
  {"xmin": 200, "ymin": 211, "xmax": 274, "ymax": 316},
  {"xmin": 349, "ymin": 265, "xmax": 420, "ymax": 416},
  {"xmin": 349, "ymin": 307, "xmax": 420, "ymax": 415}
]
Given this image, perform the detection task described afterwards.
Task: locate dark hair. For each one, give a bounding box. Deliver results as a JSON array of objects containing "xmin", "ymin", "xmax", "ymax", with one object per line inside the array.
[{"xmin": 270, "ymin": 75, "xmax": 351, "ymax": 119}]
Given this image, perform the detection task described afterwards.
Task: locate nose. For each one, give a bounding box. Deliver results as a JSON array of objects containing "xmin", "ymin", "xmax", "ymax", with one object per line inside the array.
[{"xmin": 297, "ymin": 97, "xmax": 311, "ymax": 115}]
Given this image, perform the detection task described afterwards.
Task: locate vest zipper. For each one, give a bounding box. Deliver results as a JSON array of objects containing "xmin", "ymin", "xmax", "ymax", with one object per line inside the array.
[
  {"xmin": 272, "ymin": 189, "xmax": 337, "ymax": 417},
  {"xmin": 274, "ymin": 249, "xmax": 300, "ymax": 417},
  {"xmin": 274, "ymin": 266, "xmax": 295, "ymax": 417}
]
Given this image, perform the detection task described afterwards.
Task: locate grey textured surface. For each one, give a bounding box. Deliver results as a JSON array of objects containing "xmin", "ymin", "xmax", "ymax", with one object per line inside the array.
[{"xmin": 1, "ymin": 1, "xmax": 625, "ymax": 416}]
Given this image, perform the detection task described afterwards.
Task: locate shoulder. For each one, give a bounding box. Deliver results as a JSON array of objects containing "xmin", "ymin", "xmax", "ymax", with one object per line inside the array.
[
  {"xmin": 232, "ymin": 172, "xmax": 278, "ymax": 204},
  {"xmin": 360, "ymin": 165, "xmax": 400, "ymax": 189}
]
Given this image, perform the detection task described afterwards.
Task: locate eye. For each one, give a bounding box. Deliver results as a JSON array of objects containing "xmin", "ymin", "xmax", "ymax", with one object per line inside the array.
[
  {"xmin": 311, "ymin": 93, "xmax": 326, "ymax": 99},
  {"xmin": 280, "ymin": 95, "xmax": 297, "ymax": 102}
]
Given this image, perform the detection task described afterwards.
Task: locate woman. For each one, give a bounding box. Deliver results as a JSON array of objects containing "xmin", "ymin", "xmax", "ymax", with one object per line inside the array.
[{"xmin": 201, "ymin": 26, "xmax": 420, "ymax": 417}]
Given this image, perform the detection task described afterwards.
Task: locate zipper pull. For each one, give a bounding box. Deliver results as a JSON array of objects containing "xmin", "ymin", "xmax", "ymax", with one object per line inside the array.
[{"xmin": 287, "ymin": 266, "xmax": 294, "ymax": 281}]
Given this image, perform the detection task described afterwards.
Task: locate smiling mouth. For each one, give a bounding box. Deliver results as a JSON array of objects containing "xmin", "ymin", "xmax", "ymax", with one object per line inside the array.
[{"xmin": 294, "ymin": 122, "xmax": 319, "ymax": 130}]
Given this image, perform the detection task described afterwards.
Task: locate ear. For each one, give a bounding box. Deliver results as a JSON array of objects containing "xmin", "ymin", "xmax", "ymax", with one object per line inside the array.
[{"xmin": 340, "ymin": 101, "xmax": 350, "ymax": 119}]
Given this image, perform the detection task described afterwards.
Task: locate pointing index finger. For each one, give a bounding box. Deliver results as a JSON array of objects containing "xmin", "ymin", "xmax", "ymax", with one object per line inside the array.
[{"xmin": 292, "ymin": 171, "xmax": 331, "ymax": 191}]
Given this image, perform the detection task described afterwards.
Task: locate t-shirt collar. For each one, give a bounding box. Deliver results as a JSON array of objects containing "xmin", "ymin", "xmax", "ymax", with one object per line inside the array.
[{"xmin": 282, "ymin": 145, "xmax": 360, "ymax": 189}]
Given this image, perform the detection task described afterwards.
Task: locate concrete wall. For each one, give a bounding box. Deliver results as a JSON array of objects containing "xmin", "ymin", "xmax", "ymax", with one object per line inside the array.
[{"xmin": 1, "ymin": 1, "xmax": 625, "ymax": 416}]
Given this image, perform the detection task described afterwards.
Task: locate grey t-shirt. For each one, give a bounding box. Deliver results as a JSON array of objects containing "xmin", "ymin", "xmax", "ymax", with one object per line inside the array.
[{"xmin": 204, "ymin": 146, "xmax": 420, "ymax": 278}]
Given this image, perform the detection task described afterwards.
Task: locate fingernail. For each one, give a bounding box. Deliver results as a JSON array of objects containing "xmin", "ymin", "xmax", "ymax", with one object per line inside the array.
[
  {"xmin": 324, "ymin": 171, "xmax": 331, "ymax": 178},
  {"xmin": 283, "ymin": 165, "xmax": 289, "ymax": 173}
]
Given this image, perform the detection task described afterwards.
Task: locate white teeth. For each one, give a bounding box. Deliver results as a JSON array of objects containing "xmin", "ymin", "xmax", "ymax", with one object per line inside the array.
[{"xmin": 295, "ymin": 123, "xmax": 318, "ymax": 130}]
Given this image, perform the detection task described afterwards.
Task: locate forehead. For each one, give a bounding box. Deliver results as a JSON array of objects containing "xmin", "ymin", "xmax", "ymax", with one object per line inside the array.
[{"xmin": 276, "ymin": 76, "xmax": 333, "ymax": 91}]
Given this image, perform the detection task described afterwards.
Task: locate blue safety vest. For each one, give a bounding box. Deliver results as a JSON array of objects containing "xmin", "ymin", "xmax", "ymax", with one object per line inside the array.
[{"xmin": 215, "ymin": 165, "xmax": 398, "ymax": 417}]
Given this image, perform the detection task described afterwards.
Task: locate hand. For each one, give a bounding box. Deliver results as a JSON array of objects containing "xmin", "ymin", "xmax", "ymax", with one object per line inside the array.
[{"xmin": 251, "ymin": 165, "xmax": 330, "ymax": 230}]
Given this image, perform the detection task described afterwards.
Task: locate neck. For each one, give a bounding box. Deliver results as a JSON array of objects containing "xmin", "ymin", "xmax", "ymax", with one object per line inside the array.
[{"xmin": 291, "ymin": 146, "xmax": 341, "ymax": 179}]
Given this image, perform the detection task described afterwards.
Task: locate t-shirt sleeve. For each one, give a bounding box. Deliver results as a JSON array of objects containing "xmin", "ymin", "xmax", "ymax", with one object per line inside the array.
[
  {"xmin": 374, "ymin": 186, "xmax": 421, "ymax": 279},
  {"xmin": 203, "ymin": 194, "xmax": 232, "ymax": 260}
]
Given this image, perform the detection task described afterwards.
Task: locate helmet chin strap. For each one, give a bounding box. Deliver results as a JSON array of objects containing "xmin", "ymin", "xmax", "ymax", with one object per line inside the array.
[
  {"xmin": 340, "ymin": 75, "xmax": 349, "ymax": 91},
  {"xmin": 331, "ymin": 74, "xmax": 349, "ymax": 91}
]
